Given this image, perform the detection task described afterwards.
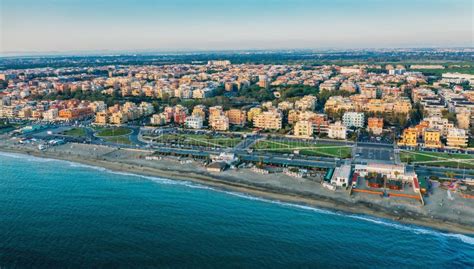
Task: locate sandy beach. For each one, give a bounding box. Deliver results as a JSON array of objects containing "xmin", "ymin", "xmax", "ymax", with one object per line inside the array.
[{"xmin": 1, "ymin": 140, "xmax": 473, "ymax": 235}]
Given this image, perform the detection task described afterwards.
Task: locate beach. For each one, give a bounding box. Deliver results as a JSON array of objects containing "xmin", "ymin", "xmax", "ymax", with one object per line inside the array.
[{"xmin": 1, "ymin": 139, "xmax": 473, "ymax": 235}]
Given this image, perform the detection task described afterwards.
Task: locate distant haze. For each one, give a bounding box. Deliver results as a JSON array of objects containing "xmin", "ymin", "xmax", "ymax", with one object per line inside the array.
[{"xmin": 1, "ymin": 0, "xmax": 473, "ymax": 54}]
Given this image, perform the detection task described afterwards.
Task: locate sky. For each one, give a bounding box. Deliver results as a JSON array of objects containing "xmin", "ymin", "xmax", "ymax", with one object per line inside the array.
[{"xmin": 1, "ymin": 0, "xmax": 473, "ymax": 54}]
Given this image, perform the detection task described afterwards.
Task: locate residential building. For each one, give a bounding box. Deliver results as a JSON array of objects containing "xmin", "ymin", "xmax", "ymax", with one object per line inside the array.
[
  {"xmin": 423, "ymin": 129, "xmax": 442, "ymax": 148},
  {"xmin": 446, "ymin": 128, "xmax": 468, "ymax": 148},
  {"xmin": 185, "ymin": 115, "xmax": 204, "ymax": 129},
  {"xmin": 367, "ymin": 117, "xmax": 383, "ymax": 135},
  {"xmin": 342, "ymin": 112, "xmax": 365, "ymax": 128},
  {"xmin": 225, "ymin": 109, "xmax": 246, "ymax": 126},
  {"xmin": 210, "ymin": 115, "xmax": 229, "ymax": 131},
  {"xmin": 95, "ymin": 111, "xmax": 108, "ymax": 125},
  {"xmin": 328, "ymin": 121, "xmax": 347, "ymax": 139},
  {"xmin": 294, "ymin": 120, "xmax": 313, "ymax": 138},
  {"xmin": 253, "ymin": 111, "xmax": 282, "ymax": 130},
  {"xmin": 399, "ymin": 127, "xmax": 418, "ymax": 147}
]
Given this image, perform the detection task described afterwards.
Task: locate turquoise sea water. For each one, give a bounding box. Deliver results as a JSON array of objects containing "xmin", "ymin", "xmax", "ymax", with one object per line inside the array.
[{"xmin": 1, "ymin": 152, "xmax": 473, "ymax": 268}]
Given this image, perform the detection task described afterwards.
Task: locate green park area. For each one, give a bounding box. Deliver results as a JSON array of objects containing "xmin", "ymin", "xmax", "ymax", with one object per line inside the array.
[
  {"xmin": 252, "ymin": 140, "xmax": 352, "ymax": 158},
  {"xmin": 94, "ymin": 127, "xmax": 133, "ymax": 145},
  {"xmin": 153, "ymin": 134, "xmax": 242, "ymax": 148},
  {"xmin": 400, "ymin": 150, "xmax": 474, "ymax": 169},
  {"xmin": 63, "ymin": 127, "xmax": 87, "ymax": 137},
  {"xmin": 102, "ymin": 136, "xmax": 133, "ymax": 145},
  {"xmin": 96, "ymin": 127, "xmax": 132, "ymax": 137}
]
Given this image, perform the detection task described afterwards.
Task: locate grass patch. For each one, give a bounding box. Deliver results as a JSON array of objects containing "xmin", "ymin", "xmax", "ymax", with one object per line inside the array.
[
  {"xmin": 252, "ymin": 140, "xmax": 352, "ymax": 158},
  {"xmin": 400, "ymin": 150, "xmax": 474, "ymax": 169},
  {"xmin": 103, "ymin": 136, "xmax": 133, "ymax": 145},
  {"xmin": 96, "ymin": 127, "xmax": 131, "ymax": 137},
  {"xmin": 63, "ymin": 127, "xmax": 87, "ymax": 137},
  {"xmin": 155, "ymin": 134, "xmax": 242, "ymax": 148}
]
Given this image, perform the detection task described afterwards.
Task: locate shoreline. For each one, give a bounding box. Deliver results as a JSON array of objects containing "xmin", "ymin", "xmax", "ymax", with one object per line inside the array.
[{"xmin": 1, "ymin": 146, "xmax": 473, "ymax": 236}]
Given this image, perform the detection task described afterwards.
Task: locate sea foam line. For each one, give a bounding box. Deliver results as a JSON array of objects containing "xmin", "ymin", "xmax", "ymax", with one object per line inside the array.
[{"xmin": 2, "ymin": 151, "xmax": 473, "ymax": 245}]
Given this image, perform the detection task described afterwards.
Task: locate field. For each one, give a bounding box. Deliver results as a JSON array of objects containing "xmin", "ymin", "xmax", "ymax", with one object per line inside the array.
[
  {"xmin": 252, "ymin": 140, "xmax": 352, "ymax": 158},
  {"xmin": 63, "ymin": 127, "xmax": 87, "ymax": 137},
  {"xmin": 153, "ymin": 134, "xmax": 242, "ymax": 148},
  {"xmin": 400, "ymin": 150, "xmax": 474, "ymax": 169},
  {"xmin": 103, "ymin": 136, "xmax": 133, "ymax": 145},
  {"xmin": 96, "ymin": 127, "xmax": 132, "ymax": 137}
]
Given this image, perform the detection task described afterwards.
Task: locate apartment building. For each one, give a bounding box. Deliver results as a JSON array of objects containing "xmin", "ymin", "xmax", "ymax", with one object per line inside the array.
[
  {"xmin": 447, "ymin": 128, "xmax": 468, "ymax": 148},
  {"xmin": 328, "ymin": 121, "xmax": 347, "ymax": 139},
  {"xmin": 247, "ymin": 107, "xmax": 262, "ymax": 122},
  {"xmin": 423, "ymin": 129, "xmax": 442, "ymax": 148},
  {"xmin": 253, "ymin": 111, "xmax": 282, "ymax": 130},
  {"xmin": 295, "ymin": 95, "xmax": 317, "ymax": 111},
  {"xmin": 293, "ymin": 120, "xmax": 313, "ymax": 138},
  {"xmin": 185, "ymin": 115, "xmax": 204, "ymax": 129},
  {"xmin": 342, "ymin": 112, "xmax": 365, "ymax": 128},
  {"xmin": 225, "ymin": 109, "xmax": 246, "ymax": 126},
  {"xmin": 367, "ymin": 117, "xmax": 384, "ymax": 135},
  {"xmin": 95, "ymin": 111, "xmax": 108, "ymax": 125},
  {"xmin": 399, "ymin": 127, "xmax": 418, "ymax": 147},
  {"xmin": 210, "ymin": 115, "xmax": 229, "ymax": 131}
]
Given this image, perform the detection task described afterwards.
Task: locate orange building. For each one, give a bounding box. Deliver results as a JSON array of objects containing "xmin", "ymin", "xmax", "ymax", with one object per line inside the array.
[
  {"xmin": 59, "ymin": 107, "xmax": 93, "ymax": 120},
  {"xmin": 367, "ymin": 117, "xmax": 384, "ymax": 135}
]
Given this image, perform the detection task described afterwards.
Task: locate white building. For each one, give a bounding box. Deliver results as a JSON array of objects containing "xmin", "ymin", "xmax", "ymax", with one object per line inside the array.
[
  {"xmin": 328, "ymin": 121, "xmax": 347, "ymax": 139},
  {"xmin": 185, "ymin": 115, "xmax": 204, "ymax": 129},
  {"xmin": 42, "ymin": 108, "xmax": 58, "ymax": 121},
  {"xmin": 342, "ymin": 112, "xmax": 365, "ymax": 128},
  {"xmin": 331, "ymin": 165, "xmax": 351, "ymax": 187}
]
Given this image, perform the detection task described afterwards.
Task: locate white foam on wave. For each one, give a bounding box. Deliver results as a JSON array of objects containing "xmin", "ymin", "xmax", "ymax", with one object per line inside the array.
[
  {"xmin": 0, "ymin": 151, "xmax": 56, "ymax": 163},
  {"xmin": 3, "ymin": 151, "xmax": 473, "ymax": 245}
]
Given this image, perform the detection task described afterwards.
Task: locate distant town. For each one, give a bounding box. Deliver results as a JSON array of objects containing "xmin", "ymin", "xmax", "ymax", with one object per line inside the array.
[{"xmin": 1, "ymin": 49, "xmax": 474, "ymax": 221}]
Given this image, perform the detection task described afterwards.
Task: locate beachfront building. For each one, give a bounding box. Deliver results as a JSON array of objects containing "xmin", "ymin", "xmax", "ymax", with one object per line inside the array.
[
  {"xmin": 354, "ymin": 163, "xmax": 417, "ymax": 184},
  {"xmin": 342, "ymin": 112, "xmax": 365, "ymax": 128},
  {"xmin": 293, "ymin": 120, "xmax": 313, "ymax": 138},
  {"xmin": 331, "ymin": 164, "xmax": 351, "ymax": 187},
  {"xmin": 328, "ymin": 121, "xmax": 347, "ymax": 139},
  {"xmin": 446, "ymin": 128, "xmax": 468, "ymax": 148},
  {"xmin": 185, "ymin": 115, "xmax": 204, "ymax": 129},
  {"xmin": 253, "ymin": 111, "xmax": 282, "ymax": 130},
  {"xmin": 367, "ymin": 117, "xmax": 383, "ymax": 135}
]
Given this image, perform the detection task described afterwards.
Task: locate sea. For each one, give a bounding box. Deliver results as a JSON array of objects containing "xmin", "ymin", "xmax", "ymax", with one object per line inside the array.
[{"xmin": 1, "ymin": 152, "xmax": 473, "ymax": 268}]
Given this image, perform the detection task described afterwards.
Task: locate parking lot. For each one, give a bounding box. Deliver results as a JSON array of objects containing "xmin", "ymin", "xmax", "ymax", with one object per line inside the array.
[{"xmin": 354, "ymin": 145, "xmax": 395, "ymax": 163}]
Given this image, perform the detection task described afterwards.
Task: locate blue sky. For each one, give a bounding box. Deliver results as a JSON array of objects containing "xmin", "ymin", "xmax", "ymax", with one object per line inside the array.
[{"xmin": 1, "ymin": 0, "xmax": 472, "ymax": 53}]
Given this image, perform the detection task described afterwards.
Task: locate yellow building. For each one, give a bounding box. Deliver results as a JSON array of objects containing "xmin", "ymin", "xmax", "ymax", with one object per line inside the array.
[
  {"xmin": 210, "ymin": 115, "xmax": 229, "ymax": 131},
  {"xmin": 399, "ymin": 127, "xmax": 418, "ymax": 147},
  {"xmin": 247, "ymin": 107, "xmax": 262, "ymax": 122},
  {"xmin": 95, "ymin": 111, "xmax": 108, "ymax": 125},
  {"xmin": 253, "ymin": 111, "xmax": 282, "ymax": 130},
  {"xmin": 294, "ymin": 120, "xmax": 313, "ymax": 138},
  {"xmin": 393, "ymin": 99, "xmax": 412, "ymax": 114},
  {"xmin": 225, "ymin": 109, "xmax": 246, "ymax": 125},
  {"xmin": 109, "ymin": 111, "xmax": 128, "ymax": 125},
  {"xmin": 423, "ymin": 129, "xmax": 442, "ymax": 148}
]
